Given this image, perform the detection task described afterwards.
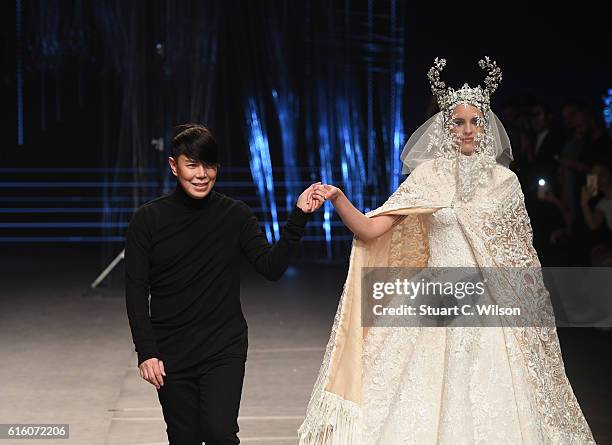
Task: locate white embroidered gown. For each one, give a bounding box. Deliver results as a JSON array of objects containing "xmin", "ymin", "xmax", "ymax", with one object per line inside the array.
[{"xmin": 360, "ymin": 207, "xmax": 584, "ymax": 444}]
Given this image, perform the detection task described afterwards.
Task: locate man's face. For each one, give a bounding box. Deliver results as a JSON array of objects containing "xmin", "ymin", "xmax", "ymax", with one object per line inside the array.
[
  {"xmin": 530, "ymin": 105, "xmax": 549, "ymax": 133},
  {"xmin": 573, "ymin": 112, "xmax": 591, "ymax": 140},
  {"xmin": 562, "ymin": 105, "xmax": 577, "ymax": 130},
  {"xmin": 168, "ymin": 154, "xmax": 218, "ymax": 199}
]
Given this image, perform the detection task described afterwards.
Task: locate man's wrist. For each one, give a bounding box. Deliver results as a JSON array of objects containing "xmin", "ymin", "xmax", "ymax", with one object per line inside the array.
[
  {"xmin": 137, "ymin": 347, "xmax": 160, "ymax": 367},
  {"xmin": 290, "ymin": 203, "xmax": 311, "ymax": 226},
  {"xmin": 296, "ymin": 201, "xmax": 309, "ymax": 212}
]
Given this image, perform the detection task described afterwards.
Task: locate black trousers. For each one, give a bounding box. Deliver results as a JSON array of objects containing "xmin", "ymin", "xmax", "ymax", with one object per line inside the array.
[{"xmin": 157, "ymin": 354, "xmax": 246, "ymax": 445}]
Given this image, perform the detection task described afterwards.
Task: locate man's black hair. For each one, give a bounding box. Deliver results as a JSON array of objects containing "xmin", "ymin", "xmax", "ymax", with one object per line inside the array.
[{"xmin": 171, "ymin": 124, "xmax": 219, "ymax": 166}]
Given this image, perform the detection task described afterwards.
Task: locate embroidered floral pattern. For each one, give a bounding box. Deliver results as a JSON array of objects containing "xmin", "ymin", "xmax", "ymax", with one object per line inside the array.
[
  {"xmin": 300, "ymin": 164, "xmax": 595, "ymax": 445},
  {"xmin": 477, "ymin": 180, "xmax": 595, "ymax": 444}
]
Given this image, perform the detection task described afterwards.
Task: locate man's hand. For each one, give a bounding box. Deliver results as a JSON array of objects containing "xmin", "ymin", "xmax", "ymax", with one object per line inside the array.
[
  {"xmin": 297, "ymin": 182, "xmax": 325, "ymax": 213},
  {"xmin": 139, "ymin": 358, "xmax": 166, "ymax": 389}
]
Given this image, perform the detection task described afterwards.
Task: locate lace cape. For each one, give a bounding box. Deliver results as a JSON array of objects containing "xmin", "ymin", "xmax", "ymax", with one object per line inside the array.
[{"xmin": 298, "ymin": 158, "xmax": 595, "ymax": 445}]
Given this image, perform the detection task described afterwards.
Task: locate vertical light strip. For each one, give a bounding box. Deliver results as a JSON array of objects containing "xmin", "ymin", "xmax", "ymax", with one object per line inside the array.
[
  {"xmin": 317, "ymin": 87, "xmax": 333, "ymax": 258},
  {"xmin": 16, "ymin": 0, "xmax": 24, "ymax": 145},
  {"xmin": 246, "ymin": 98, "xmax": 279, "ymax": 242},
  {"xmin": 367, "ymin": 0, "xmax": 375, "ymax": 210},
  {"xmin": 390, "ymin": 0, "xmax": 405, "ymax": 192},
  {"xmin": 603, "ymin": 89, "xmax": 612, "ymax": 130},
  {"xmin": 271, "ymin": 89, "xmax": 299, "ymax": 213}
]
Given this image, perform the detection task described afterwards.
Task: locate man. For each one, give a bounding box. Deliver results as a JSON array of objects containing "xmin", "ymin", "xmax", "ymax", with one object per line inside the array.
[
  {"xmin": 125, "ymin": 124, "xmax": 322, "ymax": 444},
  {"xmin": 527, "ymin": 102, "xmax": 566, "ymax": 189},
  {"xmin": 581, "ymin": 163, "xmax": 612, "ymax": 265}
]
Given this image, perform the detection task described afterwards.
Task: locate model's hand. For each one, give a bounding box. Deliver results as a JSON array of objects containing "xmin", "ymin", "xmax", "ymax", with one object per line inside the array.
[
  {"xmin": 139, "ymin": 358, "xmax": 166, "ymax": 389},
  {"xmin": 297, "ymin": 182, "xmax": 324, "ymax": 213},
  {"xmin": 312, "ymin": 184, "xmax": 343, "ymax": 204}
]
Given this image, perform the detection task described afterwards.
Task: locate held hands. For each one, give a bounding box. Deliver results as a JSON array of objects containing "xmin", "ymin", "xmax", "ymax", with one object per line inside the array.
[
  {"xmin": 297, "ymin": 182, "xmax": 325, "ymax": 213},
  {"xmin": 139, "ymin": 358, "xmax": 166, "ymax": 389},
  {"xmin": 311, "ymin": 184, "xmax": 343, "ymax": 204},
  {"xmin": 294, "ymin": 182, "xmax": 344, "ymax": 212}
]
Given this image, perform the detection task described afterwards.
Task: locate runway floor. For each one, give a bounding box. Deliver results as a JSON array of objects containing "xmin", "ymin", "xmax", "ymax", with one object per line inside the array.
[{"xmin": 1, "ymin": 246, "xmax": 611, "ymax": 445}]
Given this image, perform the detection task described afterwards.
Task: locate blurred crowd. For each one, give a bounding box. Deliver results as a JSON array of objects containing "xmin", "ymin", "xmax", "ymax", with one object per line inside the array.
[{"xmin": 502, "ymin": 98, "xmax": 612, "ymax": 266}]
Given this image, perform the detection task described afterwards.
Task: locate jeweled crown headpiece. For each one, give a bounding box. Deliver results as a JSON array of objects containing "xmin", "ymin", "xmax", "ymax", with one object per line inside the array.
[{"xmin": 427, "ymin": 57, "xmax": 502, "ymax": 117}]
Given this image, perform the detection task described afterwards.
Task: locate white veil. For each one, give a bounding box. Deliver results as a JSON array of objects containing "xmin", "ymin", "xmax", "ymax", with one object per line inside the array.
[{"xmin": 400, "ymin": 109, "xmax": 513, "ymax": 175}]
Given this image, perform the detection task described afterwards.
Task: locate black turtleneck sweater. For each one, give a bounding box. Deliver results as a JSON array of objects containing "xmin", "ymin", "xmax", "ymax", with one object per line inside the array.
[{"xmin": 125, "ymin": 181, "xmax": 310, "ymax": 371}]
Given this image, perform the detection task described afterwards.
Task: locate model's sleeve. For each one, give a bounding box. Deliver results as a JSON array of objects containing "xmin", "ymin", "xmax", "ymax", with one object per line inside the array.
[
  {"xmin": 239, "ymin": 203, "xmax": 310, "ymax": 281},
  {"xmin": 124, "ymin": 207, "xmax": 160, "ymax": 365}
]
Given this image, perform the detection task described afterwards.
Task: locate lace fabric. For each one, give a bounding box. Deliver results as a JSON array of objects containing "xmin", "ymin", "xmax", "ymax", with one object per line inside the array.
[
  {"xmin": 299, "ymin": 160, "xmax": 596, "ymax": 444},
  {"xmin": 360, "ymin": 165, "xmax": 595, "ymax": 444},
  {"xmin": 362, "ymin": 222, "xmax": 545, "ymax": 442}
]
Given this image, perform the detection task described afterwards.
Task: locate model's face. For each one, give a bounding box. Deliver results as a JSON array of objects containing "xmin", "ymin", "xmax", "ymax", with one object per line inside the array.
[
  {"xmin": 449, "ymin": 104, "xmax": 485, "ymax": 155},
  {"xmin": 168, "ymin": 154, "xmax": 218, "ymax": 199}
]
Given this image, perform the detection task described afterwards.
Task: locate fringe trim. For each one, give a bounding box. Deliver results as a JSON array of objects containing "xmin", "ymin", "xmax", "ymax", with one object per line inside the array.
[{"xmin": 298, "ymin": 390, "xmax": 361, "ymax": 445}]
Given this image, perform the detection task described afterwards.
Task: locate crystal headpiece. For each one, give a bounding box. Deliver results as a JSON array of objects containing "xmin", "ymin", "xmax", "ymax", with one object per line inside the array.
[{"xmin": 427, "ymin": 57, "xmax": 502, "ymax": 116}]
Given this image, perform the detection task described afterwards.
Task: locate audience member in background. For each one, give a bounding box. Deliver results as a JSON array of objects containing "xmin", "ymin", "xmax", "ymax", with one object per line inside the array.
[
  {"xmin": 559, "ymin": 102, "xmax": 588, "ymax": 221},
  {"xmin": 502, "ymin": 96, "xmax": 533, "ymax": 188},
  {"xmin": 527, "ymin": 101, "xmax": 566, "ymax": 191},
  {"xmin": 527, "ymin": 177, "xmax": 572, "ymax": 266},
  {"xmin": 561, "ymin": 100, "xmax": 587, "ymax": 139},
  {"xmin": 519, "ymin": 101, "xmax": 568, "ymax": 265},
  {"xmin": 560, "ymin": 109, "xmax": 612, "ymax": 264},
  {"xmin": 579, "ymin": 109, "xmax": 612, "ymax": 168},
  {"xmin": 561, "ymin": 109, "xmax": 612, "ymax": 178},
  {"xmin": 581, "ymin": 163, "xmax": 612, "ymax": 265}
]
